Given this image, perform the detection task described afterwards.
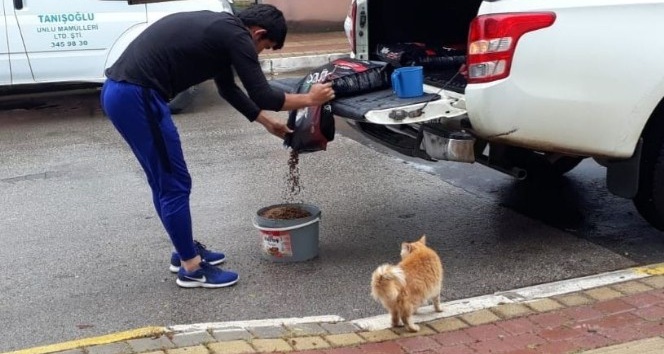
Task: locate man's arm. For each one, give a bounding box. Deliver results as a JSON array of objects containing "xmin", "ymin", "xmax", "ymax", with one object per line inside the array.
[
  {"xmin": 254, "ymin": 111, "xmax": 292, "ymax": 139},
  {"xmin": 214, "ymin": 65, "xmax": 262, "ymax": 121},
  {"xmin": 223, "ymin": 24, "xmax": 334, "ymax": 112},
  {"xmin": 281, "ymin": 84, "xmax": 335, "ymax": 111}
]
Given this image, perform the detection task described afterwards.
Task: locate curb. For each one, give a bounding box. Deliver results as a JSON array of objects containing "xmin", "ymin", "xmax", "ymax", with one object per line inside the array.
[
  {"xmin": 259, "ymin": 52, "xmax": 350, "ymax": 75},
  {"xmin": 5, "ymin": 263, "xmax": 664, "ymax": 354},
  {"xmin": 3, "ymin": 327, "xmax": 165, "ymax": 354}
]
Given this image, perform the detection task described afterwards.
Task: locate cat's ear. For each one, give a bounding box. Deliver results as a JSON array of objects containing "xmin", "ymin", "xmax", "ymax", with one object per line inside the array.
[
  {"xmin": 418, "ymin": 235, "xmax": 427, "ymax": 244},
  {"xmin": 402, "ymin": 242, "xmax": 412, "ymax": 253}
]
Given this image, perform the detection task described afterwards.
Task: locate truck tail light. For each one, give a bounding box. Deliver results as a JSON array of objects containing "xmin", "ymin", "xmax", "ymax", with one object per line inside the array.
[
  {"xmin": 345, "ymin": 0, "xmax": 357, "ymax": 53},
  {"xmin": 466, "ymin": 12, "xmax": 555, "ymax": 83}
]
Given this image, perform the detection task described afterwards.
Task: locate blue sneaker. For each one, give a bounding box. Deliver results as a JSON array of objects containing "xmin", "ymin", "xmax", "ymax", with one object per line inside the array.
[
  {"xmin": 176, "ymin": 261, "xmax": 239, "ymax": 288},
  {"xmin": 169, "ymin": 240, "xmax": 226, "ymax": 273}
]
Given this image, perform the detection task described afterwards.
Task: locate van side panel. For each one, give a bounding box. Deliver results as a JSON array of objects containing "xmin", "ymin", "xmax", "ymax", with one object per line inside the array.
[
  {"xmin": 145, "ymin": 0, "xmax": 227, "ymax": 22},
  {"xmin": 104, "ymin": 23, "xmax": 149, "ymax": 74},
  {"xmin": 11, "ymin": 0, "xmax": 146, "ymax": 84},
  {"xmin": 4, "ymin": 0, "xmax": 31, "ymax": 84},
  {"xmin": 106, "ymin": 1, "xmax": 227, "ymax": 77},
  {"xmin": 0, "ymin": 0, "xmax": 11, "ymax": 85}
]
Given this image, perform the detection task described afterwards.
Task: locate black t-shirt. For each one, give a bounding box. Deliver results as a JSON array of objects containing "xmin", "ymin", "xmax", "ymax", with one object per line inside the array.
[{"xmin": 105, "ymin": 11, "xmax": 285, "ymax": 121}]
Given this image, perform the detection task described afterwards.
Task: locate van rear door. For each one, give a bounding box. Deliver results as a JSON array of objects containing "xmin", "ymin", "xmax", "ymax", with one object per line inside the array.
[{"xmin": 10, "ymin": 0, "xmax": 147, "ymax": 84}]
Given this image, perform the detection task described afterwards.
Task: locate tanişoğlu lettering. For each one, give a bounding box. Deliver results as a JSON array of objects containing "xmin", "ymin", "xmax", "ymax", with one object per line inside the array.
[{"xmin": 38, "ymin": 13, "xmax": 95, "ymax": 24}]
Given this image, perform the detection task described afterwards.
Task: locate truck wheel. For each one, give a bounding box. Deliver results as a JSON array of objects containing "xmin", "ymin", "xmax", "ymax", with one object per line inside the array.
[
  {"xmin": 168, "ymin": 86, "xmax": 198, "ymax": 114},
  {"xmin": 633, "ymin": 136, "xmax": 664, "ymax": 231}
]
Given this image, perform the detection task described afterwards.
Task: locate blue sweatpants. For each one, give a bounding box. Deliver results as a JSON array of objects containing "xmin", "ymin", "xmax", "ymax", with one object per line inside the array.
[{"xmin": 100, "ymin": 79, "xmax": 197, "ymax": 261}]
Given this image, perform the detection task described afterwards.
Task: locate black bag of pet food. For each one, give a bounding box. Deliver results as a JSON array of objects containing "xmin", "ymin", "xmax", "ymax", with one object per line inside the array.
[
  {"xmin": 327, "ymin": 58, "xmax": 390, "ymax": 97},
  {"xmin": 376, "ymin": 42, "xmax": 466, "ymax": 69},
  {"xmin": 284, "ymin": 58, "xmax": 390, "ymax": 153}
]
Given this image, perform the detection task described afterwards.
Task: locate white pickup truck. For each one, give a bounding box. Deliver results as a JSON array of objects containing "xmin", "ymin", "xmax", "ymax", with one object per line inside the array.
[
  {"xmin": 0, "ymin": 0, "xmax": 235, "ymax": 112},
  {"xmin": 339, "ymin": 0, "xmax": 664, "ymax": 231}
]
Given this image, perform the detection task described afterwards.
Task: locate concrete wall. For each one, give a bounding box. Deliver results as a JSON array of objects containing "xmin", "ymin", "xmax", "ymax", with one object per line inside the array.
[{"xmin": 261, "ymin": 0, "xmax": 351, "ymax": 32}]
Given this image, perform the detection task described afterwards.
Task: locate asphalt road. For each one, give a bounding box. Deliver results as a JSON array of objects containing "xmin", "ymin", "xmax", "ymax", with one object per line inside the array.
[{"xmin": 0, "ymin": 80, "xmax": 662, "ymax": 352}]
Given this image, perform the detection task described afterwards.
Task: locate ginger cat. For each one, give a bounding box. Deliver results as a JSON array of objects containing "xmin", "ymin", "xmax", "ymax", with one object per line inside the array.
[{"xmin": 371, "ymin": 235, "xmax": 443, "ymax": 332}]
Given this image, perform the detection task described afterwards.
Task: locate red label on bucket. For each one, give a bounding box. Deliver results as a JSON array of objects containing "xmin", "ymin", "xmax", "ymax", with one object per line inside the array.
[{"xmin": 260, "ymin": 231, "xmax": 293, "ymax": 258}]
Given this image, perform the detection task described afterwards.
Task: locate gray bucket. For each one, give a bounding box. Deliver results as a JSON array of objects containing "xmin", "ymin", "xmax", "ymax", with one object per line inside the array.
[{"xmin": 252, "ymin": 203, "xmax": 321, "ymax": 263}]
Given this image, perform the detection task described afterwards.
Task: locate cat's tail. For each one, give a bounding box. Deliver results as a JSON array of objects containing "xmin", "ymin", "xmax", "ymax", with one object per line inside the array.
[{"xmin": 371, "ymin": 264, "xmax": 406, "ymax": 302}]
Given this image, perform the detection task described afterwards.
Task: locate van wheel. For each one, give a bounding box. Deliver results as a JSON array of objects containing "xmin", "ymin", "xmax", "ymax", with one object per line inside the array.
[
  {"xmin": 168, "ymin": 86, "xmax": 198, "ymax": 114},
  {"xmin": 633, "ymin": 135, "xmax": 664, "ymax": 231}
]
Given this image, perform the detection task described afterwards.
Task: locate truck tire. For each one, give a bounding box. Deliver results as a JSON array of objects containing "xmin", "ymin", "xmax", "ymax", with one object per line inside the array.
[
  {"xmin": 168, "ymin": 86, "xmax": 198, "ymax": 114},
  {"xmin": 633, "ymin": 136, "xmax": 664, "ymax": 231}
]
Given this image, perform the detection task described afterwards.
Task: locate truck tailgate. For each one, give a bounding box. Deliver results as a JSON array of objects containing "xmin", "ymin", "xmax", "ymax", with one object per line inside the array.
[{"xmin": 269, "ymin": 78, "xmax": 466, "ymax": 124}]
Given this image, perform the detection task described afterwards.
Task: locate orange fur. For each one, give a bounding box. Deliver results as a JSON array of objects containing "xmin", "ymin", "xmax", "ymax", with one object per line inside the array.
[{"xmin": 371, "ymin": 235, "xmax": 443, "ymax": 332}]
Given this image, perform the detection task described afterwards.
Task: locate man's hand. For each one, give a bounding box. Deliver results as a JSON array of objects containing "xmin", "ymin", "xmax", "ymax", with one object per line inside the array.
[
  {"xmin": 308, "ymin": 82, "xmax": 335, "ymax": 106},
  {"xmin": 281, "ymin": 82, "xmax": 336, "ymax": 111},
  {"xmin": 255, "ymin": 112, "xmax": 293, "ymax": 139}
]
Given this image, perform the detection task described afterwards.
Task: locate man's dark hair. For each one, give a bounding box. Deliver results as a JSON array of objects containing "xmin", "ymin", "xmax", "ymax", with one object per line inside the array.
[{"xmin": 237, "ymin": 4, "xmax": 287, "ymax": 50}]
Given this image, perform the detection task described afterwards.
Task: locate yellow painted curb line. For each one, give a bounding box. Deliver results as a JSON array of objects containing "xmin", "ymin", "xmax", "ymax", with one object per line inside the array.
[
  {"xmin": 633, "ymin": 262, "xmax": 664, "ymax": 276},
  {"xmin": 2, "ymin": 327, "xmax": 167, "ymax": 354}
]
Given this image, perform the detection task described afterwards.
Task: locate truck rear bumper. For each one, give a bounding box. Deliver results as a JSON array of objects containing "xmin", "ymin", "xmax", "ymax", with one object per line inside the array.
[{"xmin": 345, "ymin": 118, "xmax": 476, "ymax": 163}]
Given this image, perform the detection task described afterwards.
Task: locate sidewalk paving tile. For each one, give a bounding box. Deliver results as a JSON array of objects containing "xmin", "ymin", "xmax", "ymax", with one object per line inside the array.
[
  {"xmin": 641, "ymin": 275, "xmax": 664, "ymax": 288},
  {"xmin": 553, "ymin": 293, "xmax": 596, "ymax": 307},
  {"xmin": 208, "ymin": 341, "xmax": 254, "ymax": 354},
  {"xmin": 491, "ymin": 303, "xmax": 533, "ymax": 319},
  {"xmin": 54, "ymin": 349, "xmax": 86, "ymax": 354},
  {"xmin": 427, "ymin": 317, "xmax": 469, "ymax": 332},
  {"xmin": 323, "ymin": 333, "xmax": 364, "ymax": 347},
  {"xmin": 528, "ymin": 311, "xmax": 568, "ymax": 329},
  {"xmin": 286, "ymin": 323, "xmax": 328, "ymax": 337},
  {"xmin": 170, "ymin": 331, "xmax": 216, "ymax": 347},
  {"xmin": 87, "ymin": 342, "xmax": 133, "ymax": 354},
  {"xmin": 248, "ymin": 326, "xmax": 288, "ymax": 339},
  {"xmin": 127, "ymin": 337, "xmax": 175, "ymax": 353},
  {"xmin": 319, "ymin": 322, "xmax": 360, "ymax": 335},
  {"xmin": 285, "ymin": 336, "xmax": 330, "ymax": 351},
  {"xmin": 495, "ymin": 317, "xmax": 536, "ymax": 336},
  {"xmin": 525, "ymin": 298, "xmax": 565, "ymax": 313},
  {"xmin": 581, "ymin": 337, "xmax": 664, "ymax": 353},
  {"xmin": 610, "ymin": 280, "xmax": 654, "ymax": 294},
  {"xmin": 357, "ymin": 329, "xmax": 400, "ymax": 342},
  {"xmin": 584, "ymin": 287, "xmax": 624, "ymax": 301},
  {"xmin": 250, "ymin": 338, "xmax": 292, "ymax": 352},
  {"xmin": 460, "ymin": 309, "xmax": 501, "ymax": 326},
  {"xmin": 166, "ymin": 346, "xmax": 210, "ymax": 354},
  {"xmin": 356, "ymin": 341, "xmax": 404, "ymax": 354},
  {"xmin": 211, "ymin": 328, "xmax": 253, "ymax": 342},
  {"xmin": 392, "ymin": 326, "xmax": 436, "ymax": 338}
]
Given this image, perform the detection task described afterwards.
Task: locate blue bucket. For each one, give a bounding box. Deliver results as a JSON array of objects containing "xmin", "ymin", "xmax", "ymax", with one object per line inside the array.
[{"xmin": 391, "ymin": 66, "xmax": 424, "ymax": 98}]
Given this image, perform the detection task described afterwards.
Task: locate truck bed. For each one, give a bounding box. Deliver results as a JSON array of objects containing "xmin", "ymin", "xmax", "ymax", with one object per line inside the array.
[{"xmin": 269, "ymin": 77, "xmax": 442, "ymax": 121}]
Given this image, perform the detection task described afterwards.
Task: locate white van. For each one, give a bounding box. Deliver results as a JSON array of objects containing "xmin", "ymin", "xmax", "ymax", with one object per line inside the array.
[{"xmin": 1, "ymin": 0, "xmax": 235, "ymax": 111}]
